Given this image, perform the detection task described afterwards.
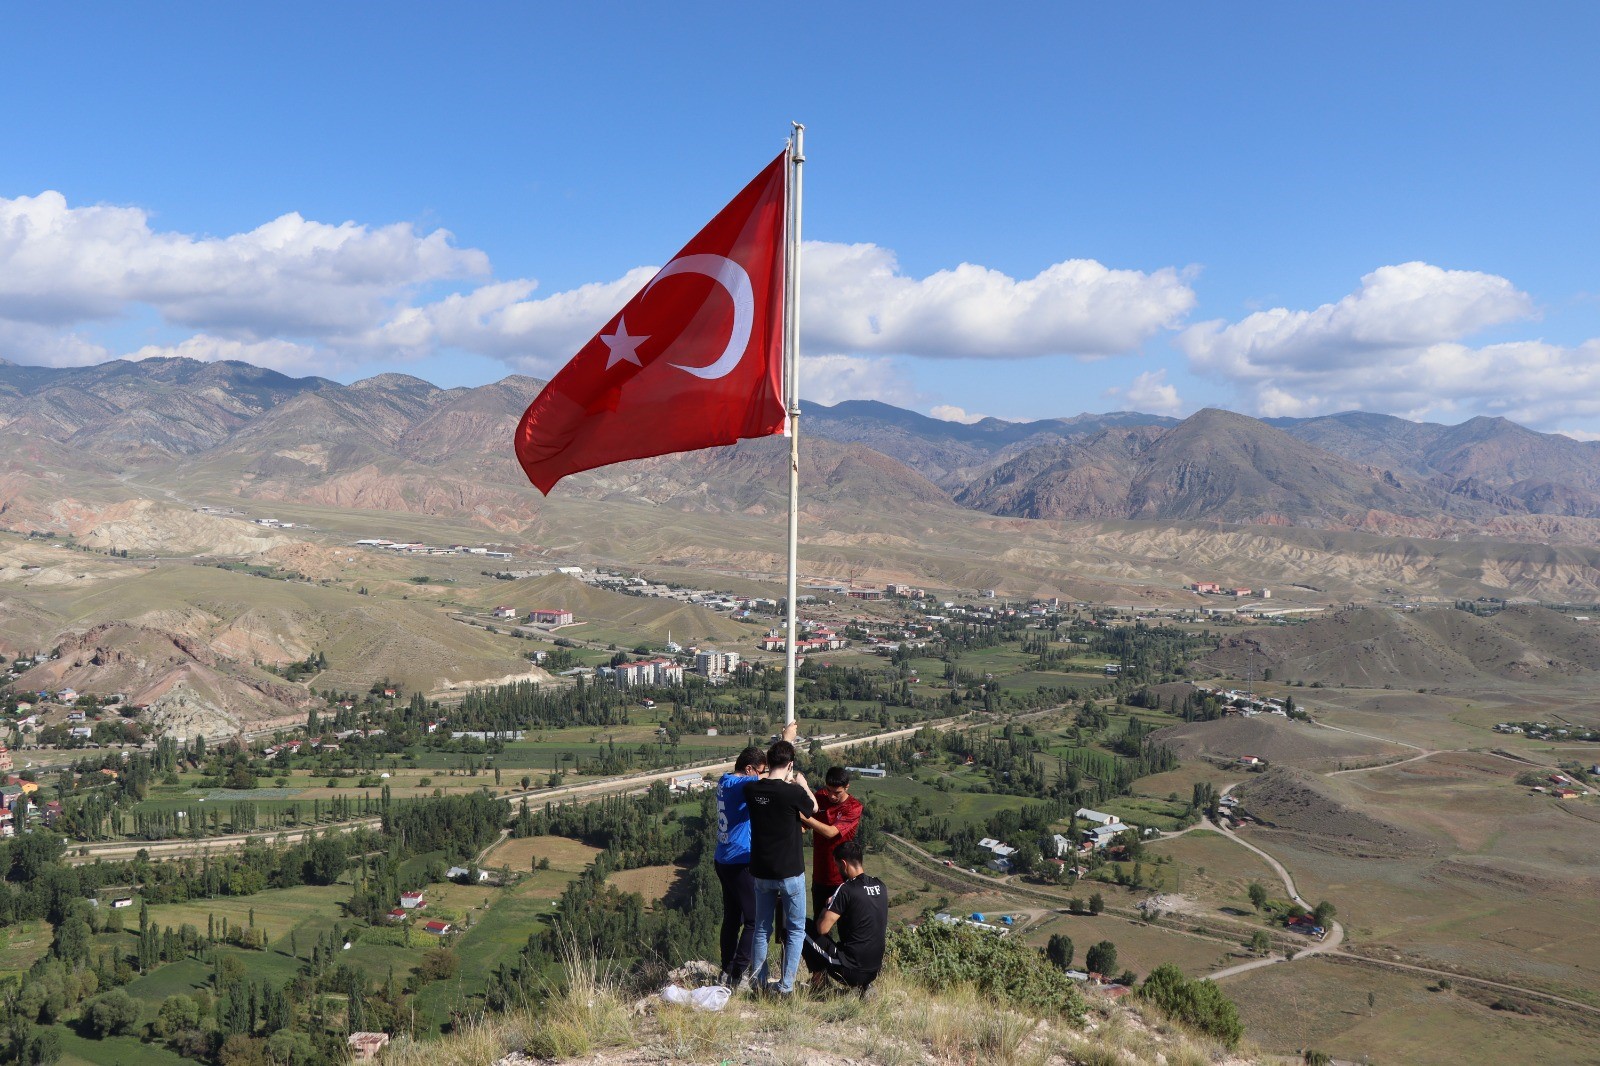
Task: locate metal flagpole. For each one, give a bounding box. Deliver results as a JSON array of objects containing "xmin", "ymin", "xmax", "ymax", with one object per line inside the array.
[{"xmin": 782, "ymin": 122, "xmax": 805, "ymax": 726}]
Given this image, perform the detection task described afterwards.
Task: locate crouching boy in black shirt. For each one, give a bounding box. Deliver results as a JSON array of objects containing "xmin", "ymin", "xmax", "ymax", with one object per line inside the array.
[{"xmin": 801, "ymin": 839, "xmax": 888, "ymax": 992}]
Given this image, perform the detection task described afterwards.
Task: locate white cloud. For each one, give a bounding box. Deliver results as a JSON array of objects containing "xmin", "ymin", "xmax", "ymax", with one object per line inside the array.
[
  {"xmin": 0, "ymin": 319, "xmax": 108, "ymax": 367},
  {"xmin": 372, "ymin": 242, "xmax": 1196, "ymax": 376},
  {"xmin": 0, "ymin": 190, "xmax": 1195, "ymax": 383},
  {"xmin": 126, "ymin": 335, "xmax": 334, "ymax": 377},
  {"xmin": 387, "ymin": 270, "xmax": 660, "ymax": 374},
  {"xmin": 1556, "ymin": 428, "xmax": 1600, "ymax": 442},
  {"xmin": 1106, "ymin": 368, "xmax": 1183, "ymax": 416},
  {"xmin": 800, "ymin": 354, "xmax": 917, "ymax": 408},
  {"xmin": 1175, "ymin": 262, "xmax": 1600, "ymax": 425},
  {"xmin": 929, "ymin": 404, "xmax": 987, "ymax": 424},
  {"xmin": 800, "ymin": 242, "xmax": 1194, "ymax": 360},
  {"xmin": 0, "ymin": 190, "xmax": 486, "ymax": 343}
]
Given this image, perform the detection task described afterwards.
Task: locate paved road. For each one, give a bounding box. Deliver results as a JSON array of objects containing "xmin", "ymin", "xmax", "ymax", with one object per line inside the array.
[{"xmin": 66, "ymin": 715, "xmax": 972, "ymax": 864}]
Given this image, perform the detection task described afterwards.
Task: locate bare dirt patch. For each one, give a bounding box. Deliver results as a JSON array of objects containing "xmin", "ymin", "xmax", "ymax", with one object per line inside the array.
[
  {"xmin": 1232, "ymin": 767, "xmax": 1442, "ymax": 857},
  {"xmin": 482, "ymin": 835, "xmax": 601, "ymax": 874},
  {"xmin": 1152, "ymin": 715, "xmax": 1411, "ymax": 772},
  {"xmin": 606, "ymin": 863, "xmax": 691, "ymax": 905}
]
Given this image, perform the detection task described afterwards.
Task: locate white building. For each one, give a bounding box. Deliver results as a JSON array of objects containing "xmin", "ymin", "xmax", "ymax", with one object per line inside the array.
[
  {"xmin": 1075, "ymin": 808, "xmax": 1122, "ymax": 827},
  {"xmin": 614, "ymin": 659, "xmax": 685, "ymax": 688},
  {"xmin": 694, "ymin": 649, "xmax": 741, "ymax": 679}
]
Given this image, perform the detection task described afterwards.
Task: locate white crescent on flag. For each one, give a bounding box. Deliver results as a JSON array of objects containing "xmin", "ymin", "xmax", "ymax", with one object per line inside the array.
[{"xmin": 642, "ymin": 253, "xmax": 755, "ymax": 380}]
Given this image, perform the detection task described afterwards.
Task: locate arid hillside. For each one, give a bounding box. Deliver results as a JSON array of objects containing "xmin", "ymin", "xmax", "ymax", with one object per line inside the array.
[
  {"xmin": 13, "ymin": 622, "xmax": 316, "ymax": 738},
  {"xmin": 1202, "ymin": 605, "xmax": 1600, "ymax": 689}
]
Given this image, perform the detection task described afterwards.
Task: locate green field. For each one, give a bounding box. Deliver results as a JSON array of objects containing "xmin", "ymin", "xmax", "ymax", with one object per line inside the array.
[
  {"xmin": 0, "ymin": 919, "xmax": 54, "ymax": 980},
  {"xmin": 58, "ymin": 1029, "xmax": 195, "ymax": 1066}
]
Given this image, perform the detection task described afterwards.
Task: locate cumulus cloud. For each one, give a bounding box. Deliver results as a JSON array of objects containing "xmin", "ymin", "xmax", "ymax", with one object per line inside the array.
[
  {"xmin": 381, "ymin": 270, "xmax": 661, "ymax": 374},
  {"xmin": 0, "ymin": 189, "xmax": 486, "ymax": 347},
  {"xmin": 0, "ymin": 189, "xmax": 1195, "ymax": 382},
  {"xmin": 799, "ymin": 354, "xmax": 918, "ymax": 408},
  {"xmin": 929, "ymin": 404, "xmax": 987, "ymax": 424},
  {"xmin": 375, "ymin": 242, "xmax": 1197, "ymax": 375},
  {"xmin": 800, "ymin": 242, "xmax": 1194, "ymax": 359},
  {"xmin": 1556, "ymin": 428, "xmax": 1600, "ymax": 442},
  {"xmin": 0, "ymin": 319, "xmax": 108, "ymax": 367},
  {"xmin": 126, "ymin": 335, "xmax": 334, "ymax": 377},
  {"xmin": 1175, "ymin": 262, "xmax": 1600, "ymax": 425},
  {"xmin": 1105, "ymin": 368, "xmax": 1183, "ymax": 416}
]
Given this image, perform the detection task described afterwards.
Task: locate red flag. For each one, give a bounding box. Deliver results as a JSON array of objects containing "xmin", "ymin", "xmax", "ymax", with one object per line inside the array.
[{"xmin": 514, "ymin": 151, "xmax": 789, "ymax": 494}]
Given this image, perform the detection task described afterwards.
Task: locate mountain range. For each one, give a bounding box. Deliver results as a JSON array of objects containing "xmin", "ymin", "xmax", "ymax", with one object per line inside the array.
[{"xmin": 5, "ymin": 356, "xmax": 1600, "ymax": 538}]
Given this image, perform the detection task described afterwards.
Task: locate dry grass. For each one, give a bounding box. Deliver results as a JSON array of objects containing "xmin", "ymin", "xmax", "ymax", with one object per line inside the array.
[{"xmin": 383, "ymin": 952, "xmax": 1268, "ymax": 1066}]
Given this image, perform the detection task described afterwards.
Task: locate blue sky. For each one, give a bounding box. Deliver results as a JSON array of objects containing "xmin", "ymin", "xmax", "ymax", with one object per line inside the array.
[{"xmin": 3, "ymin": 3, "xmax": 1599, "ymax": 431}]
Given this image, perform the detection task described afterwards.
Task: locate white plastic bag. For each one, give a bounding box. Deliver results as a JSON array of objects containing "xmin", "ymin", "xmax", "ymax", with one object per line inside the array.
[{"xmin": 659, "ymin": 983, "xmax": 731, "ymax": 1011}]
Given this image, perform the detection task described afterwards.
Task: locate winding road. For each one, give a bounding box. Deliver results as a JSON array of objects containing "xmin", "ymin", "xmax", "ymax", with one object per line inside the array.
[{"xmin": 1200, "ymin": 782, "xmax": 1343, "ymax": 979}]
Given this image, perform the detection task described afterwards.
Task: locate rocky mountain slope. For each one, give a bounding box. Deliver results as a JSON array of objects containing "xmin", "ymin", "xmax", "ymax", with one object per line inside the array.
[
  {"xmin": 9, "ymin": 356, "xmax": 1600, "ymax": 536},
  {"xmin": 13, "ymin": 621, "xmax": 317, "ymax": 737},
  {"xmin": 1273, "ymin": 411, "xmax": 1600, "ymax": 516}
]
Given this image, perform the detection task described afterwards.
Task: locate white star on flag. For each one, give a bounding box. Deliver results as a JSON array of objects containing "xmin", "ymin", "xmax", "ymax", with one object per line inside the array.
[{"xmin": 601, "ymin": 318, "xmax": 649, "ymax": 369}]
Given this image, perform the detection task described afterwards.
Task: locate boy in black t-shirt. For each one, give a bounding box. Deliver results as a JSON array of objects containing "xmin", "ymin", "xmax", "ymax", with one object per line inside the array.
[
  {"xmin": 801, "ymin": 839, "xmax": 888, "ymax": 992},
  {"xmin": 743, "ymin": 739, "xmax": 817, "ymax": 994}
]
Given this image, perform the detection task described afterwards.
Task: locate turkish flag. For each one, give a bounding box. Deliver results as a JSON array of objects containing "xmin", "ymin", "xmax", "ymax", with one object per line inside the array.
[{"xmin": 514, "ymin": 151, "xmax": 789, "ymax": 494}]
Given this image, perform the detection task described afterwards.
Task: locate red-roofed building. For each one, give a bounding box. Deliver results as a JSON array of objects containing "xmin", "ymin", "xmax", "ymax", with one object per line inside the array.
[
  {"xmin": 528, "ymin": 609, "xmax": 574, "ymax": 626},
  {"xmin": 422, "ymin": 920, "xmax": 452, "ymax": 935}
]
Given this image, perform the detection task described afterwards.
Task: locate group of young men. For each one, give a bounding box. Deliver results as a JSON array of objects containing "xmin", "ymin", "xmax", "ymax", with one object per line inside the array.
[{"xmin": 713, "ymin": 721, "xmax": 889, "ymax": 996}]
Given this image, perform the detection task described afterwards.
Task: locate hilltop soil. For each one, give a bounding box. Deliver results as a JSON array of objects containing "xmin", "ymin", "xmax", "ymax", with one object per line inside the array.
[
  {"xmin": 1231, "ymin": 766, "xmax": 1442, "ymax": 858},
  {"xmin": 1151, "ymin": 716, "xmax": 1412, "ymax": 771}
]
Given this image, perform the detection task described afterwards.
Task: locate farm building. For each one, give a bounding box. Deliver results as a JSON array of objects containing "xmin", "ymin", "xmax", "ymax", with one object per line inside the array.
[
  {"xmin": 348, "ymin": 1032, "xmax": 390, "ymax": 1061},
  {"xmin": 422, "ymin": 920, "xmax": 453, "ymax": 936}
]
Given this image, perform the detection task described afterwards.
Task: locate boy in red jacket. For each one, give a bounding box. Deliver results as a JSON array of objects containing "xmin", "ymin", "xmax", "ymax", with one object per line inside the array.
[{"xmin": 804, "ymin": 766, "xmax": 864, "ymax": 919}]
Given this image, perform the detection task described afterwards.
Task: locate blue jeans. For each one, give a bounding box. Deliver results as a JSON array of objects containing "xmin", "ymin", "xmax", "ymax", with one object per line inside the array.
[{"xmin": 750, "ymin": 874, "xmax": 807, "ymax": 992}]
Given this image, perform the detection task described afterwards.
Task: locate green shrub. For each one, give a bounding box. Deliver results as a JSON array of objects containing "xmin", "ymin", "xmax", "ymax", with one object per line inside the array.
[
  {"xmin": 889, "ymin": 922, "xmax": 1085, "ymax": 1018},
  {"xmin": 1138, "ymin": 964, "xmax": 1243, "ymax": 1048}
]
